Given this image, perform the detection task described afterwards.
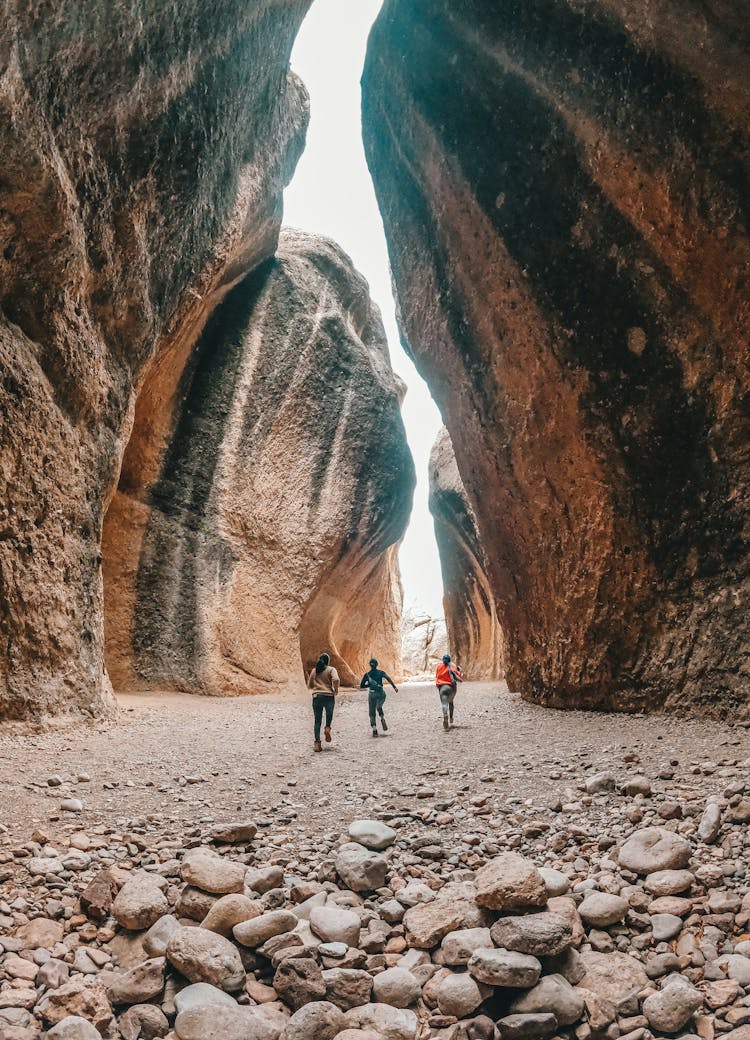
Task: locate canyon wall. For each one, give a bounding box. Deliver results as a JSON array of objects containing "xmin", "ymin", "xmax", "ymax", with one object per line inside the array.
[
  {"xmin": 104, "ymin": 230, "xmax": 415, "ymax": 695},
  {"xmin": 0, "ymin": 1, "xmax": 312, "ymax": 719},
  {"xmin": 363, "ymin": 0, "xmax": 750, "ymax": 714},
  {"xmin": 429, "ymin": 429, "xmax": 505, "ymax": 682}
]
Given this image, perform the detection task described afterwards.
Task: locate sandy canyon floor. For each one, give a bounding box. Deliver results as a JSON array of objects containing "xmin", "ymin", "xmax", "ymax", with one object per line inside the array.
[{"xmin": 1, "ymin": 683, "xmax": 746, "ymax": 845}]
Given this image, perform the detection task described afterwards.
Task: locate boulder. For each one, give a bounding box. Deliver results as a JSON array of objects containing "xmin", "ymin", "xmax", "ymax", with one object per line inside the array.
[
  {"xmin": 511, "ymin": 974, "xmax": 586, "ymax": 1026},
  {"xmin": 490, "ymin": 913, "xmax": 573, "ymax": 956},
  {"xmin": 474, "ymin": 853, "xmax": 547, "ymax": 910},
  {"xmin": 310, "ymin": 906, "xmax": 362, "ymax": 947},
  {"xmin": 335, "ymin": 844, "xmax": 389, "ymax": 893},
  {"xmin": 618, "ymin": 828, "xmax": 692, "ymax": 875},
  {"xmin": 166, "ymin": 926, "xmax": 245, "ymax": 992},
  {"xmin": 280, "ymin": 1001, "xmax": 345, "ymax": 1040},
  {"xmin": 468, "ymin": 949, "xmax": 541, "ymax": 988},
  {"xmin": 113, "ymin": 873, "xmax": 169, "ymax": 931},
  {"xmin": 181, "ymin": 849, "xmax": 246, "ymax": 894},
  {"xmin": 347, "ymin": 820, "xmax": 396, "ymax": 851}
]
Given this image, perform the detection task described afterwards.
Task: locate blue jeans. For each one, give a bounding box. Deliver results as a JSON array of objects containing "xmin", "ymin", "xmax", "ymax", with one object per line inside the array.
[{"xmin": 368, "ymin": 688, "xmax": 386, "ymax": 727}]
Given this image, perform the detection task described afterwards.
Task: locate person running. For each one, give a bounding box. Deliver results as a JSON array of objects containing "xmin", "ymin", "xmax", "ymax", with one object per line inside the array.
[
  {"xmin": 360, "ymin": 658, "xmax": 398, "ymax": 737},
  {"xmin": 435, "ymin": 653, "xmax": 463, "ymax": 730},
  {"xmin": 307, "ymin": 652, "xmax": 339, "ymax": 752}
]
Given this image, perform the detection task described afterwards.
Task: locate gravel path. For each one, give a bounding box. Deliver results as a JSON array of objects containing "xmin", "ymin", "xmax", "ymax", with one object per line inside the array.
[{"xmin": 0, "ymin": 683, "xmax": 746, "ymax": 845}]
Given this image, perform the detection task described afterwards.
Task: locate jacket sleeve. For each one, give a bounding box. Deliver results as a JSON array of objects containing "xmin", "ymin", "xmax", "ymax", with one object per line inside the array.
[{"xmin": 360, "ymin": 673, "xmax": 369, "ymax": 689}]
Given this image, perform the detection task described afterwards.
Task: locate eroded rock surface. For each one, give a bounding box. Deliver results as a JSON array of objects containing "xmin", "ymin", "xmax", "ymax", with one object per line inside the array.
[
  {"xmin": 429, "ymin": 428, "xmax": 504, "ymax": 681},
  {"xmin": 0, "ymin": 0, "xmax": 312, "ymax": 719},
  {"xmin": 104, "ymin": 230, "xmax": 414, "ymax": 694},
  {"xmin": 363, "ymin": 1, "xmax": 750, "ymax": 714},
  {"xmin": 401, "ymin": 607, "xmax": 448, "ymax": 678}
]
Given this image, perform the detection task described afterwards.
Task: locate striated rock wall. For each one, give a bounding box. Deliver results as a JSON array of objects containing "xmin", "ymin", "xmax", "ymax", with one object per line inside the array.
[
  {"xmin": 363, "ymin": 0, "xmax": 750, "ymax": 714},
  {"xmin": 429, "ymin": 429, "xmax": 505, "ymax": 682},
  {"xmin": 104, "ymin": 230, "xmax": 415, "ymax": 695},
  {"xmin": 0, "ymin": 1, "xmax": 311, "ymax": 719}
]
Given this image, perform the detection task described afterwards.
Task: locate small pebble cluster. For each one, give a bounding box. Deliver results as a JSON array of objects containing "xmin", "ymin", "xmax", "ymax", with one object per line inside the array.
[{"xmin": 1, "ymin": 763, "xmax": 750, "ymax": 1040}]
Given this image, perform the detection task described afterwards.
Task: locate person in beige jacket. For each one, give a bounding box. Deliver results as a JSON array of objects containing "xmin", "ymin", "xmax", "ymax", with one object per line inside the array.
[{"xmin": 307, "ymin": 652, "xmax": 339, "ymax": 752}]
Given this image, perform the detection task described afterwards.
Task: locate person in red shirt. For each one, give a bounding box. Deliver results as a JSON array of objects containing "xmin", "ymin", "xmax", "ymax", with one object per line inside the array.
[{"xmin": 435, "ymin": 654, "xmax": 463, "ymax": 730}]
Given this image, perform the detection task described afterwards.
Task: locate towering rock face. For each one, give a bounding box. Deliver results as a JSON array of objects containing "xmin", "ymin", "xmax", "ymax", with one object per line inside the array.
[
  {"xmin": 363, "ymin": 1, "xmax": 750, "ymax": 714},
  {"xmin": 0, "ymin": 1, "xmax": 311, "ymax": 719},
  {"xmin": 429, "ymin": 429, "xmax": 504, "ymax": 682},
  {"xmin": 103, "ymin": 230, "xmax": 415, "ymax": 695}
]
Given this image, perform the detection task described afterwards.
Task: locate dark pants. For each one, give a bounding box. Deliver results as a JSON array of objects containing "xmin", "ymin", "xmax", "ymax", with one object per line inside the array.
[
  {"xmin": 313, "ymin": 695, "xmax": 335, "ymax": 741},
  {"xmin": 368, "ymin": 688, "xmax": 387, "ymax": 727}
]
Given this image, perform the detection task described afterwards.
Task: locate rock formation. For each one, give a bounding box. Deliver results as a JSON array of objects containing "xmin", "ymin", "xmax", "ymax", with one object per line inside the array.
[
  {"xmin": 103, "ymin": 230, "xmax": 415, "ymax": 695},
  {"xmin": 401, "ymin": 607, "xmax": 448, "ymax": 678},
  {"xmin": 363, "ymin": 1, "xmax": 750, "ymax": 714},
  {"xmin": 429, "ymin": 429, "xmax": 504, "ymax": 682},
  {"xmin": 0, "ymin": 1, "xmax": 312, "ymax": 719}
]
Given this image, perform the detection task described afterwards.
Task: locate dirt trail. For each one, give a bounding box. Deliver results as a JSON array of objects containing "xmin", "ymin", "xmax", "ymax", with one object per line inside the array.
[{"xmin": 0, "ymin": 683, "xmax": 746, "ymax": 845}]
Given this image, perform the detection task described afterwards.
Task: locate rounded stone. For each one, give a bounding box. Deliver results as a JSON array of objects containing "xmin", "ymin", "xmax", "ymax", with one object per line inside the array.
[
  {"xmin": 468, "ymin": 949, "xmax": 541, "ymax": 988},
  {"xmin": 643, "ymin": 870, "xmax": 694, "ymax": 896},
  {"xmin": 490, "ymin": 912, "xmax": 573, "ymax": 956},
  {"xmin": 310, "ymin": 906, "xmax": 362, "ymax": 947},
  {"xmin": 343, "ymin": 1003, "xmax": 418, "ymax": 1039},
  {"xmin": 280, "ymin": 1001, "xmax": 345, "ymax": 1040},
  {"xmin": 173, "ymin": 982, "xmax": 238, "ymax": 1015},
  {"xmin": 618, "ymin": 828, "xmax": 692, "ymax": 875},
  {"xmin": 46, "ymin": 1019, "xmax": 102, "ymax": 1040},
  {"xmin": 201, "ymin": 894, "xmax": 263, "ymax": 936},
  {"xmin": 578, "ymin": 893, "xmax": 628, "ymax": 928},
  {"xmin": 233, "ymin": 909, "xmax": 298, "ymax": 948},
  {"xmin": 335, "ymin": 843, "xmax": 388, "ymax": 893},
  {"xmin": 436, "ymin": 972, "xmax": 484, "ymax": 1017},
  {"xmin": 650, "ymin": 913, "xmax": 683, "ymax": 941},
  {"xmin": 181, "ymin": 849, "xmax": 246, "ymax": 894},
  {"xmin": 643, "ymin": 979, "xmax": 702, "ymax": 1032},
  {"xmin": 371, "ymin": 967, "xmax": 421, "ymax": 1008},
  {"xmin": 347, "ymin": 820, "xmax": 397, "ymax": 851},
  {"xmin": 511, "ymin": 974, "xmax": 586, "ymax": 1027},
  {"xmin": 474, "ymin": 853, "xmax": 547, "ymax": 911},
  {"xmin": 113, "ymin": 873, "xmax": 169, "ymax": 931},
  {"xmin": 440, "ymin": 927, "xmax": 493, "ymax": 965},
  {"xmin": 166, "ymin": 926, "xmax": 245, "ymax": 992}
]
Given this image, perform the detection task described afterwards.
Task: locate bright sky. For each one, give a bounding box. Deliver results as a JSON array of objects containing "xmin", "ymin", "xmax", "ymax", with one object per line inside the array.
[{"xmin": 285, "ymin": 0, "xmax": 445, "ymax": 618}]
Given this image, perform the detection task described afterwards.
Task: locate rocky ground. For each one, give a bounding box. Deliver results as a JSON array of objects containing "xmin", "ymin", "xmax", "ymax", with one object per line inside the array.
[{"xmin": 0, "ymin": 683, "xmax": 749, "ymax": 1040}]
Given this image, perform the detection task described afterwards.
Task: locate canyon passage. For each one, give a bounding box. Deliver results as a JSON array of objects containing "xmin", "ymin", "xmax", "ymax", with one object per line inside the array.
[{"xmin": 0, "ymin": 2, "xmax": 749, "ymax": 1040}]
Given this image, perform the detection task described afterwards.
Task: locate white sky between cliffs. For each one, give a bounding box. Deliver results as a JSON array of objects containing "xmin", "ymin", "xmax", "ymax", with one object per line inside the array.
[{"xmin": 284, "ymin": 0, "xmax": 446, "ymax": 619}]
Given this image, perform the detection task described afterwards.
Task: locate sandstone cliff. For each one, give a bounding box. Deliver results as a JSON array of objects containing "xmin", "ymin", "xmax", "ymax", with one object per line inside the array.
[
  {"xmin": 0, "ymin": 1, "xmax": 311, "ymax": 719},
  {"xmin": 429, "ymin": 429, "xmax": 505, "ymax": 682},
  {"xmin": 104, "ymin": 230, "xmax": 415, "ymax": 695},
  {"xmin": 363, "ymin": 0, "xmax": 750, "ymax": 714}
]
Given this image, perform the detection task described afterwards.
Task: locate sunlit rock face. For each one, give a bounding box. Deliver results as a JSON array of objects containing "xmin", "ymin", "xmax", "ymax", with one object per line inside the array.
[
  {"xmin": 104, "ymin": 230, "xmax": 415, "ymax": 695},
  {"xmin": 401, "ymin": 607, "xmax": 448, "ymax": 678},
  {"xmin": 363, "ymin": 0, "xmax": 750, "ymax": 714},
  {"xmin": 429, "ymin": 429, "xmax": 504, "ymax": 682},
  {"xmin": 0, "ymin": 0, "xmax": 312, "ymax": 719}
]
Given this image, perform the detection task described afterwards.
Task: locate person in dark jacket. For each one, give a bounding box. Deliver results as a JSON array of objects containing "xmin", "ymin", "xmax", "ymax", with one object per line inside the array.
[{"xmin": 360, "ymin": 658, "xmax": 398, "ymax": 737}]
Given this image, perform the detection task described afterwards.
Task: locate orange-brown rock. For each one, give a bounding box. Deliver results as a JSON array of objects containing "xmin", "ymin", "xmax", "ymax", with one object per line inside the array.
[
  {"xmin": 104, "ymin": 230, "xmax": 415, "ymax": 694},
  {"xmin": 363, "ymin": 1, "xmax": 750, "ymax": 714},
  {"xmin": 0, "ymin": 1, "xmax": 311, "ymax": 719},
  {"xmin": 429, "ymin": 429, "xmax": 504, "ymax": 682}
]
